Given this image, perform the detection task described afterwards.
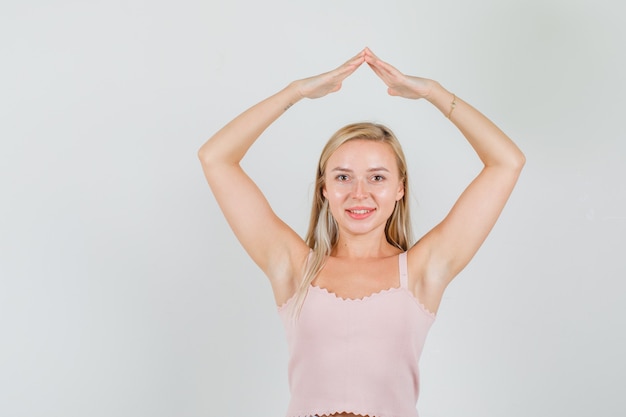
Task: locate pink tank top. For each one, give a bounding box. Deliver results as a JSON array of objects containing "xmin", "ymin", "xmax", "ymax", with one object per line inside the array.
[{"xmin": 278, "ymin": 252, "xmax": 436, "ymax": 417}]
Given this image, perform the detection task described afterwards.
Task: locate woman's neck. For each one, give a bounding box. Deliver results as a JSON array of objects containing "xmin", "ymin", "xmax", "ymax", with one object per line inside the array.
[{"xmin": 331, "ymin": 234, "xmax": 401, "ymax": 259}]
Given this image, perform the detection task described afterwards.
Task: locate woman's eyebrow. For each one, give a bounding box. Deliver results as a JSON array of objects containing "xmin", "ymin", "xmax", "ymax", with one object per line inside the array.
[
  {"xmin": 330, "ymin": 166, "xmax": 390, "ymax": 172},
  {"xmin": 367, "ymin": 167, "xmax": 391, "ymax": 173}
]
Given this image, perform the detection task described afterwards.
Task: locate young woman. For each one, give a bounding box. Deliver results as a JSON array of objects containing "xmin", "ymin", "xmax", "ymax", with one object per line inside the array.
[{"xmin": 198, "ymin": 48, "xmax": 525, "ymax": 417}]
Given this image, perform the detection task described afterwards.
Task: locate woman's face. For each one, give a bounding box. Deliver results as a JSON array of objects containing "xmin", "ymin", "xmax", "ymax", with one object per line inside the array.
[{"xmin": 323, "ymin": 139, "xmax": 404, "ymax": 239}]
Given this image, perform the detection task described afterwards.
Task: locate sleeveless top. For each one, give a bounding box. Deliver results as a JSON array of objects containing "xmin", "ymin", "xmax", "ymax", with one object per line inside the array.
[{"xmin": 277, "ymin": 252, "xmax": 436, "ymax": 417}]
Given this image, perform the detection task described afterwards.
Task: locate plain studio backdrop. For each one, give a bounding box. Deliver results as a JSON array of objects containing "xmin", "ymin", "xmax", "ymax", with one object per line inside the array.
[{"xmin": 1, "ymin": 0, "xmax": 624, "ymax": 416}]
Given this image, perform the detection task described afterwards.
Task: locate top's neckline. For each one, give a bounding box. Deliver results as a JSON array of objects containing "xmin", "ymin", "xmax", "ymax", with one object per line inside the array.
[
  {"xmin": 309, "ymin": 283, "xmax": 403, "ymax": 302},
  {"xmin": 309, "ymin": 284, "xmax": 436, "ymax": 318}
]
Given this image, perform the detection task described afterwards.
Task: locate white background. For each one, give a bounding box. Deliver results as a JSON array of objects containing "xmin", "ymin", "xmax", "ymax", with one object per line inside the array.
[{"xmin": 1, "ymin": 1, "xmax": 624, "ymax": 416}]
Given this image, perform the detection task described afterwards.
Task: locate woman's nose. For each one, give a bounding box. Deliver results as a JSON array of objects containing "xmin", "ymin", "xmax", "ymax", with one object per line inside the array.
[{"xmin": 351, "ymin": 179, "xmax": 368, "ymax": 198}]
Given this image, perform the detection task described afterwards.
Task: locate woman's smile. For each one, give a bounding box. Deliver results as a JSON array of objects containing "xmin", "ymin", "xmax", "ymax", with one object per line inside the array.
[{"xmin": 345, "ymin": 206, "xmax": 376, "ymax": 219}]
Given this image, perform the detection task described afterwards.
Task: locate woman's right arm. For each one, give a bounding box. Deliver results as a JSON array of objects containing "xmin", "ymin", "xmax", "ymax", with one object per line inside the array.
[{"xmin": 198, "ymin": 50, "xmax": 365, "ymax": 301}]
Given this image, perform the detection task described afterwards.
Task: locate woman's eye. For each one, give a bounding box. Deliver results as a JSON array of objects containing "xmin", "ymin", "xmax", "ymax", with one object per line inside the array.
[
  {"xmin": 372, "ymin": 175, "xmax": 385, "ymax": 182},
  {"xmin": 336, "ymin": 174, "xmax": 349, "ymax": 181}
]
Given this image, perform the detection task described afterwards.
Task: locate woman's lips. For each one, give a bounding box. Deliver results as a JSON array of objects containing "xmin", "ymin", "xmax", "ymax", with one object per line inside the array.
[{"xmin": 346, "ymin": 207, "xmax": 376, "ymax": 219}]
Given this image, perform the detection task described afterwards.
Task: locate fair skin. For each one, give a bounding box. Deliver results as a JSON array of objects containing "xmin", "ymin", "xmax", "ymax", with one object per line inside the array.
[
  {"xmin": 198, "ymin": 48, "xmax": 525, "ymax": 417},
  {"xmin": 323, "ymin": 139, "xmax": 405, "ymax": 255}
]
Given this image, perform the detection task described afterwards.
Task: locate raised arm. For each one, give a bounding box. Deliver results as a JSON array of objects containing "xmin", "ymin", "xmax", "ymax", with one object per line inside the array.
[
  {"xmin": 364, "ymin": 48, "xmax": 525, "ymax": 292},
  {"xmin": 198, "ymin": 50, "xmax": 365, "ymax": 303}
]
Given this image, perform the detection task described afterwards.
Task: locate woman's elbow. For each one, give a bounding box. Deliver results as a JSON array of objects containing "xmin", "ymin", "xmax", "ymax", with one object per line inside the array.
[
  {"xmin": 513, "ymin": 149, "xmax": 526, "ymax": 172},
  {"xmin": 197, "ymin": 141, "xmax": 217, "ymax": 166}
]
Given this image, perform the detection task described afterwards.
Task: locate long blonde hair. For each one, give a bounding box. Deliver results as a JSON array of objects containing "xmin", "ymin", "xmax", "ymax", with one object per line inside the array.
[{"xmin": 291, "ymin": 122, "xmax": 414, "ymax": 318}]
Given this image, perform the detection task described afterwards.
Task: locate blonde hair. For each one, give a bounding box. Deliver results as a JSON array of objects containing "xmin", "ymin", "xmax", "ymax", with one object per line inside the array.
[{"xmin": 291, "ymin": 122, "xmax": 414, "ymax": 318}]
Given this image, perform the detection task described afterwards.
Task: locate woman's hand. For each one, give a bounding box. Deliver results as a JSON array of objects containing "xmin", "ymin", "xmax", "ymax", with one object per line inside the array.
[
  {"xmin": 292, "ymin": 50, "xmax": 365, "ymax": 99},
  {"xmin": 364, "ymin": 47, "xmax": 435, "ymax": 100}
]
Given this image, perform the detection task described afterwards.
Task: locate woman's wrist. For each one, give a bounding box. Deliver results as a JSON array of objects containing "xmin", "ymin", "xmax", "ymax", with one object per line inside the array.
[
  {"xmin": 424, "ymin": 81, "xmax": 456, "ymax": 117},
  {"xmin": 418, "ymin": 78, "xmax": 439, "ymax": 100},
  {"xmin": 281, "ymin": 82, "xmax": 306, "ymax": 111}
]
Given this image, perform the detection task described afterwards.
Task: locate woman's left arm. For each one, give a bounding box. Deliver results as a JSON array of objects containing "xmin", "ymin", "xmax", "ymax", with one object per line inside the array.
[
  {"xmin": 365, "ymin": 48, "xmax": 526, "ymax": 286},
  {"xmin": 422, "ymin": 84, "xmax": 526, "ymax": 284}
]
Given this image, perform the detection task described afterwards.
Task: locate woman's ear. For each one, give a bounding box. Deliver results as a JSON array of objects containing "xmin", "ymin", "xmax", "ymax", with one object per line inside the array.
[{"xmin": 396, "ymin": 181, "xmax": 405, "ymax": 201}]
